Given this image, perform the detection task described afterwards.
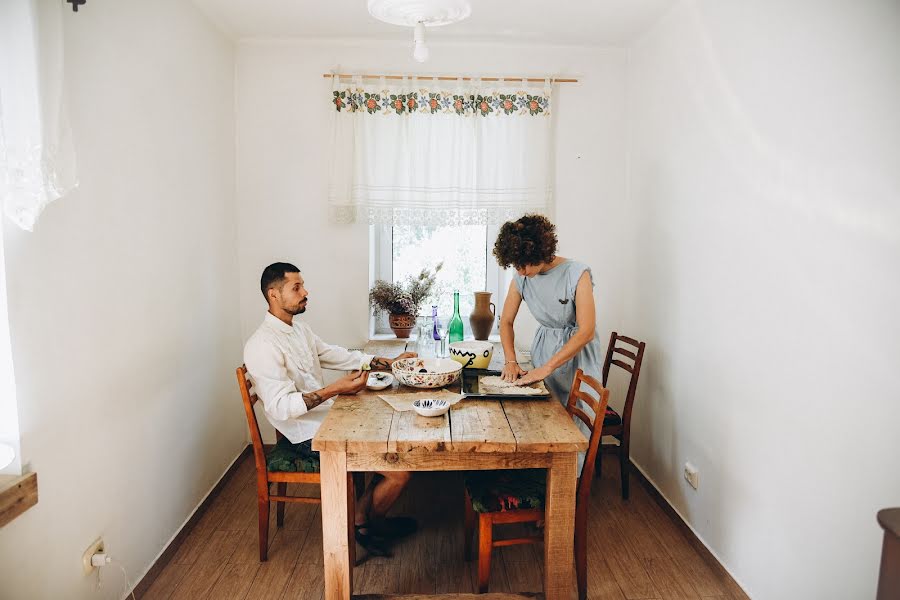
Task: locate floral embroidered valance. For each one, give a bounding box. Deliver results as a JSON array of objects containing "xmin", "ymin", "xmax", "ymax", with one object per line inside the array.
[
  {"xmin": 332, "ymin": 88, "xmax": 550, "ymax": 117},
  {"xmin": 328, "ymin": 76, "xmax": 555, "ymax": 227}
]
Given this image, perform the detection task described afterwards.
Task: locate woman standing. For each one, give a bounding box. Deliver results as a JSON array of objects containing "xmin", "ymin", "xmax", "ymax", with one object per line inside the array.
[{"xmin": 494, "ymin": 215, "xmax": 604, "ymax": 456}]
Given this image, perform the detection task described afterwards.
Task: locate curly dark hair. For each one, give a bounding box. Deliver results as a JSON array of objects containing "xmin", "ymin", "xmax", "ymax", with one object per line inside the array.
[{"xmin": 492, "ymin": 214, "xmax": 558, "ymax": 269}]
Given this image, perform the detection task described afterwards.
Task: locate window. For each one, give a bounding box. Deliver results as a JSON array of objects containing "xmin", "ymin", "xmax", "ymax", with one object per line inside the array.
[{"xmin": 371, "ymin": 224, "xmax": 511, "ymax": 337}]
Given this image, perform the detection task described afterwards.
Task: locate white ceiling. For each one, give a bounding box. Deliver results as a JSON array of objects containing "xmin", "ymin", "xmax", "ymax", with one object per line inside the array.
[{"xmin": 190, "ymin": 0, "xmax": 676, "ymax": 46}]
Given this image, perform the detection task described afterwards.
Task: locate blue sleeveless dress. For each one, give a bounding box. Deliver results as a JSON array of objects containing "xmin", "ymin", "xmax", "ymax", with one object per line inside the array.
[{"xmin": 513, "ymin": 260, "xmax": 604, "ymax": 472}]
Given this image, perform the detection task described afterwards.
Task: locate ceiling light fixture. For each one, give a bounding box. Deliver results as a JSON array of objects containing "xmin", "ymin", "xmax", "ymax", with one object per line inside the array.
[
  {"xmin": 368, "ymin": 0, "xmax": 472, "ymax": 63},
  {"xmin": 413, "ymin": 22, "xmax": 429, "ymax": 63}
]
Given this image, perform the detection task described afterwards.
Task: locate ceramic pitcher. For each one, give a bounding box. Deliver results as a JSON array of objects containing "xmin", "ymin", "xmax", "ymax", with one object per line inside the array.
[{"xmin": 469, "ymin": 291, "xmax": 496, "ymax": 340}]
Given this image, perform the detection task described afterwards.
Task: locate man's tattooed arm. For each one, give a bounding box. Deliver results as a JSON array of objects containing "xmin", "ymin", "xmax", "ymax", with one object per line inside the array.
[
  {"xmin": 302, "ymin": 391, "xmax": 327, "ymax": 411},
  {"xmin": 370, "ymin": 357, "xmax": 393, "ymax": 371}
]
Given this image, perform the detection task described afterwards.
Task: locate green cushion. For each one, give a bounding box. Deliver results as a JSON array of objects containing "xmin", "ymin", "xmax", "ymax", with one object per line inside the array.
[
  {"xmin": 266, "ymin": 437, "xmax": 320, "ymax": 473},
  {"xmin": 465, "ymin": 469, "xmax": 546, "ymax": 513}
]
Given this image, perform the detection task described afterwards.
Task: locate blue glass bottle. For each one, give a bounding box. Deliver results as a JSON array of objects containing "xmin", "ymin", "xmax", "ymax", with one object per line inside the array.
[
  {"xmin": 431, "ymin": 305, "xmax": 441, "ymax": 340},
  {"xmin": 431, "ymin": 305, "xmax": 445, "ymax": 357}
]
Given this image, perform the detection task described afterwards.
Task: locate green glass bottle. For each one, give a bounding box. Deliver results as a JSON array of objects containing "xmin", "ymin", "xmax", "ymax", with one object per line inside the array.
[{"xmin": 448, "ymin": 290, "xmax": 464, "ymax": 343}]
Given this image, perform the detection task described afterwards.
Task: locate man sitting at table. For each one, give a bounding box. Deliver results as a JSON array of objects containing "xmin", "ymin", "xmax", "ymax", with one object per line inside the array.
[{"xmin": 244, "ymin": 262, "xmax": 417, "ymax": 557}]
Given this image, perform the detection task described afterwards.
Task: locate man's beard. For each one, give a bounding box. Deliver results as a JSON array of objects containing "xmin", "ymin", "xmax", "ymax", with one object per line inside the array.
[{"xmin": 288, "ymin": 301, "xmax": 308, "ymax": 315}]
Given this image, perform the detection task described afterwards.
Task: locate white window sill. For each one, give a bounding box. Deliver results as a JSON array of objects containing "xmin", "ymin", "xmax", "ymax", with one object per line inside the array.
[
  {"xmin": 363, "ymin": 336, "xmax": 532, "ymax": 368},
  {"xmin": 0, "ymin": 472, "xmax": 38, "ymax": 527},
  {"xmin": 368, "ymin": 333, "xmax": 501, "ymax": 343}
]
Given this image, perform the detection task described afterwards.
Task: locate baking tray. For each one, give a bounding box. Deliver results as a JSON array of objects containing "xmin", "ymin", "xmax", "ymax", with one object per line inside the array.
[{"xmin": 460, "ymin": 369, "xmax": 551, "ymax": 400}]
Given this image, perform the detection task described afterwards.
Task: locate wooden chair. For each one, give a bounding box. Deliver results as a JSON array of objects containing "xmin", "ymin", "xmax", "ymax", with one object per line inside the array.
[
  {"xmin": 596, "ymin": 332, "xmax": 646, "ymax": 499},
  {"xmin": 877, "ymin": 508, "xmax": 900, "ymax": 599},
  {"xmin": 463, "ymin": 369, "xmax": 609, "ymax": 600},
  {"xmin": 237, "ymin": 365, "xmax": 358, "ymax": 562}
]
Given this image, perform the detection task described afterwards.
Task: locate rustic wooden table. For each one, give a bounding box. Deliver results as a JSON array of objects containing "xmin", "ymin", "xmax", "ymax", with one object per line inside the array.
[{"xmin": 312, "ymin": 374, "xmax": 587, "ymax": 600}]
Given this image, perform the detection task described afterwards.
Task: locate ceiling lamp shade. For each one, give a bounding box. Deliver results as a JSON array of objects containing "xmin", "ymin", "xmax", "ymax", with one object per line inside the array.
[{"xmin": 368, "ymin": 0, "xmax": 472, "ymax": 63}]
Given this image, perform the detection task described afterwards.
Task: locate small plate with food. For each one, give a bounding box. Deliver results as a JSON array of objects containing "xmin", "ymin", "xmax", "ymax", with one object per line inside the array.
[{"xmin": 366, "ymin": 372, "xmax": 394, "ymax": 391}]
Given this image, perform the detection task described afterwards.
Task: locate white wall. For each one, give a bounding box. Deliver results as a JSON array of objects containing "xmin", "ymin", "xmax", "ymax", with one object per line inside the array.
[
  {"xmin": 0, "ymin": 2, "xmax": 244, "ymax": 598},
  {"xmin": 627, "ymin": 1, "xmax": 900, "ymax": 598},
  {"xmin": 234, "ymin": 41, "xmax": 631, "ymax": 442},
  {"xmin": 234, "ymin": 39, "xmax": 630, "ymax": 359}
]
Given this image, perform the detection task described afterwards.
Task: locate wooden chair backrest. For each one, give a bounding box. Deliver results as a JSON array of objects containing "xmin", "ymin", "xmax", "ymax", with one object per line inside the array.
[
  {"xmin": 601, "ymin": 332, "xmax": 646, "ymax": 428},
  {"xmin": 565, "ymin": 369, "xmax": 610, "ymax": 503},
  {"xmin": 236, "ymin": 365, "xmax": 270, "ymax": 477}
]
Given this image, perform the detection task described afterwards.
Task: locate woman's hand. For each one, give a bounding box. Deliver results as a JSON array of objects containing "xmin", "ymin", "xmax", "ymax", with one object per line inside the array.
[
  {"xmin": 515, "ymin": 364, "xmax": 553, "ymax": 386},
  {"xmin": 501, "ymin": 361, "xmax": 526, "ymax": 383}
]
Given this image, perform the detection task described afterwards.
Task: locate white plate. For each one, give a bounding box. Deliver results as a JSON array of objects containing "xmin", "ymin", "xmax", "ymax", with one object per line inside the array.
[
  {"xmin": 412, "ymin": 398, "xmax": 450, "ymax": 417},
  {"xmin": 366, "ymin": 372, "xmax": 394, "ymax": 391}
]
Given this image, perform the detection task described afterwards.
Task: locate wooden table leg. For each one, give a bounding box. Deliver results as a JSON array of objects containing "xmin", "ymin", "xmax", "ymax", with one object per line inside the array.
[
  {"xmin": 544, "ymin": 452, "xmax": 577, "ymax": 600},
  {"xmin": 321, "ymin": 451, "xmax": 351, "ymax": 600}
]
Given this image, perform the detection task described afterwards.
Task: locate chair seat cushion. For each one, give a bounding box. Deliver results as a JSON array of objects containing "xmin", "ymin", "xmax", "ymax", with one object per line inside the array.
[
  {"xmin": 465, "ymin": 469, "xmax": 546, "ymax": 513},
  {"xmin": 266, "ymin": 437, "xmax": 320, "ymax": 473},
  {"xmin": 603, "ymin": 406, "xmax": 623, "ymax": 427}
]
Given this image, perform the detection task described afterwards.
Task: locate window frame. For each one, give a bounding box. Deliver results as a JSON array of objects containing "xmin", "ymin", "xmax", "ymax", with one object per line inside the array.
[{"xmin": 370, "ymin": 224, "xmax": 508, "ymax": 338}]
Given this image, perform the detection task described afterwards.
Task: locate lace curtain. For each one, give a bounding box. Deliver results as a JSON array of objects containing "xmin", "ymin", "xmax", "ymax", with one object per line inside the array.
[
  {"xmin": 328, "ymin": 75, "xmax": 554, "ymax": 226},
  {"xmin": 0, "ymin": 0, "xmax": 77, "ymax": 231}
]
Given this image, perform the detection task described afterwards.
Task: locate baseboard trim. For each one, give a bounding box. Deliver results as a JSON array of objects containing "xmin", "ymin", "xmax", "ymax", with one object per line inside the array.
[
  {"xmin": 131, "ymin": 444, "xmax": 252, "ymax": 598},
  {"xmin": 630, "ymin": 459, "xmax": 752, "ymax": 599}
]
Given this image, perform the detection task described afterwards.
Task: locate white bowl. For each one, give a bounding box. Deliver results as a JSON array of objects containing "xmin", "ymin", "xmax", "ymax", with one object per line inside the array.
[
  {"xmin": 392, "ymin": 357, "xmax": 462, "ymax": 389},
  {"xmin": 366, "ymin": 372, "xmax": 394, "ymax": 391},
  {"xmin": 412, "ymin": 398, "xmax": 450, "ymax": 417}
]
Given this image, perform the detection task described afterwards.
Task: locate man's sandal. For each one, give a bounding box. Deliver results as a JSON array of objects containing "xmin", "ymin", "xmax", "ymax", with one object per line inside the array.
[{"xmin": 354, "ymin": 523, "xmax": 392, "ymax": 564}]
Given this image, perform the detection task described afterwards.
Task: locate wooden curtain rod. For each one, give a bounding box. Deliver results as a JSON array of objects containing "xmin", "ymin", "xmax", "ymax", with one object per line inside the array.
[{"xmin": 323, "ymin": 73, "xmax": 578, "ymax": 83}]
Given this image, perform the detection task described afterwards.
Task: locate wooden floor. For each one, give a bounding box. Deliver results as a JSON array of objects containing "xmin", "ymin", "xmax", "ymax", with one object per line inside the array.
[{"xmin": 140, "ymin": 454, "xmax": 748, "ymax": 600}]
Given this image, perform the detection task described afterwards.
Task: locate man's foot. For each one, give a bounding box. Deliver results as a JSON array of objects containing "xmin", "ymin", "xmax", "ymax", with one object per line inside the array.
[
  {"xmin": 354, "ymin": 524, "xmax": 392, "ymax": 561},
  {"xmin": 371, "ymin": 516, "xmax": 418, "ymax": 539}
]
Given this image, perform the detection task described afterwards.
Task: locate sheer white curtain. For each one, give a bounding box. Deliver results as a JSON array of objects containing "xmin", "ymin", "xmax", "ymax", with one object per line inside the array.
[
  {"xmin": 328, "ymin": 75, "xmax": 554, "ymax": 226},
  {"xmin": 0, "ymin": 0, "xmax": 77, "ymax": 231}
]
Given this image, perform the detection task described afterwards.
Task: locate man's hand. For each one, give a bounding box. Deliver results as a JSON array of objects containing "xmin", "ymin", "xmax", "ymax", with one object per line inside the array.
[
  {"xmin": 501, "ymin": 362, "xmax": 526, "ymax": 383},
  {"xmin": 335, "ymin": 370, "xmax": 368, "ymax": 395},
  {"xmin": 370, "ymin": 353, "xmax": 418, "ymax": 371},
  {"xmin": 515, "ymin": 364, "xmax": 553, "ymax": 386}
]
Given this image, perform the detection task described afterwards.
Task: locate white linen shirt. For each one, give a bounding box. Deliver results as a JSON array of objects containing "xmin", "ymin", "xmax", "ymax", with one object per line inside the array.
[{"xmin": 243, "ymin": 312, "xmax": 374, "ymax": 444}]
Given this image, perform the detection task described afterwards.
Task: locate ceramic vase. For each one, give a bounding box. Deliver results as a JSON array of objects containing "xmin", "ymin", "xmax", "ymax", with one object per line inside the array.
[
  {"xmin": 469, "ymin": 292, "xmax": 496, "ymax": 340},
  {"xmin": 389, "ymin": 313, "xmax": 416, "ymax": 338}
]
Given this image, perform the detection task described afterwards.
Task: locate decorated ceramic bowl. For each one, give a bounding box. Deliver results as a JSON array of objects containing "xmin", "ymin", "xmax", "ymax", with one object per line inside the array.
[
  {"xmin": 392, "ymin": 357, "xmax": 462, "ymax": 389},
  {"xmin": 449, "ymin": 340, "xmax": 494, "ymax": 369},
  {"xmin": 412, "ymin": 398, "xmax": 450, "ymax": 417}
]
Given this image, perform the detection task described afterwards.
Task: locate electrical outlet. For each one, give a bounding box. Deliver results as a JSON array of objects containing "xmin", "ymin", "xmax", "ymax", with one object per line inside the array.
[
  {"xmin": 684, "ymin": 462, "xmax": 699, "ymax": 490},
  {"xmin": 82, "ymin": 537, "xmax": 104, "ymax": 575}
]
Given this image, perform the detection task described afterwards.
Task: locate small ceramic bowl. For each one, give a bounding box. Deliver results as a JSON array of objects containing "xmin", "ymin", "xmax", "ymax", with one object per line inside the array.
[
  {"xmin": 366, "ymin": 372, "xmax": 394, "ymax": 391},
  {"xmin": 412, "ymin": 398, "xmax": 450, "ymax": 417},
  {"xmin": 392, "ymin": 358, "xmax": 462, "ymax": 389}
]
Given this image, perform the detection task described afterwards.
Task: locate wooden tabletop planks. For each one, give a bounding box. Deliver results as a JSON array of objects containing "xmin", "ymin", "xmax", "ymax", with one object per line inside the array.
[
  {"xmin": 448, "ymin": 399, "xmax": 517, "ymax": 453},
  {"xmin": 388, "ymin": 409, "xmax": 452, "ymax": 452},
  {"xmin": 501, "ymin": 398, "xmax": 587, "ymax": 453},
  {"xmin": 313, "ymin": 393, "xmax": 395, "ymax": 453},
  {"xmin": 316, "ymin": 391, "xmax": 585, "ymax": 454}
]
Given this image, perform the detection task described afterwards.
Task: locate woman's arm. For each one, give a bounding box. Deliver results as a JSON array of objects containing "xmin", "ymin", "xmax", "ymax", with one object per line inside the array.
[
  {"xmin": 516, "ymin": 271, "xmax": 596, "ymax": 385},
  {"xmin": 499, "ymin": 280, "xmax": 527, "ymax": 382}
]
